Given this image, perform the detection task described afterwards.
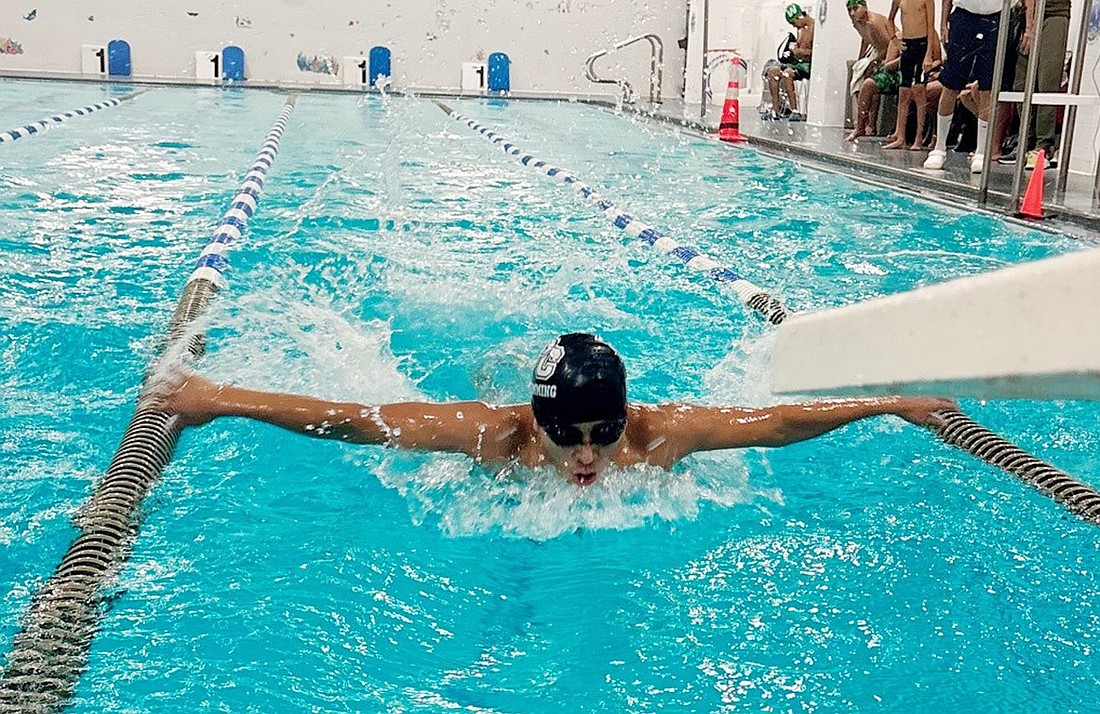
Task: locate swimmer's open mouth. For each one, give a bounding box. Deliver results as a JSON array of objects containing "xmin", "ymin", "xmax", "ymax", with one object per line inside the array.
[{"xmin": 574, "ymin": 472, "xmax": 596, "ymax": 486}]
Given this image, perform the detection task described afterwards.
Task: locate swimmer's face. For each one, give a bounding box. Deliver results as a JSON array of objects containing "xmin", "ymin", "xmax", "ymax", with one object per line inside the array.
[
  {"xmin": 538, "ymin": 419, "xmax": 626, "ymax": 486},
  {"xmin": 848, "ymin": 4, "xmax": 868, "ymax": 22}
]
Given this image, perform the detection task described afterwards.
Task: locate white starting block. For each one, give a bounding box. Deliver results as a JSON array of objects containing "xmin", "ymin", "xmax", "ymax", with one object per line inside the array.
[{"xmin": 772, "ymin": 248, "xmax": 1100, "ymax": 400}]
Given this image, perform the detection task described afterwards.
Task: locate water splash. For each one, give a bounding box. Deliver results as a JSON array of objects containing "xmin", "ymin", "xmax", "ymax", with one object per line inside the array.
[
  {"xmin": 365, "ymin": 452, "xmax": 760, "ymax": 541},
  {"xmin": 197, "ymin": 288, "xmax": 420, "ymax": 403}
]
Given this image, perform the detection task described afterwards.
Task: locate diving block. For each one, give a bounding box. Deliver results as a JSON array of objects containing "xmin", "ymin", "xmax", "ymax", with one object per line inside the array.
[{"xmin": 771, "ymin": 247, "xmax": 1100, "ymax": 400}]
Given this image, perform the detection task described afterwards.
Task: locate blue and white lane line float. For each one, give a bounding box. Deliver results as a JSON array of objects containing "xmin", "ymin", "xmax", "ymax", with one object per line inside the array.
[
  {"xmin": 0, "ymin": 95, "xmax": 298, "ymax": 713},
  {"xmin": 0, "ymin": 89, "xmax": 148, "ymax": 144},
  {"xmin": 187, "ymin": 95, "xmax": 297, "ymax": 291},
  {"xmin": 433, "ymin": 101, "xmax": 787, "ymax": 325}
]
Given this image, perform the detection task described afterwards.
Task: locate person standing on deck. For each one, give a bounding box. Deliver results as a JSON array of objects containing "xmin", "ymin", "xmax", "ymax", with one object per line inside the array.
[
  {"xmin": 885, "ymin": 0, "xmax": 941, "ymax": 150},
  {"xmin": 922, "ymin": 0, "xmax": 1004, "ymax": 173}
]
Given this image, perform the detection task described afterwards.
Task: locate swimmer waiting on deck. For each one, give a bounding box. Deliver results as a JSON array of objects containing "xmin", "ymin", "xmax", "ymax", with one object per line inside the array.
[{"xmin": 167, "ymin": 333, "xmax": 954, "ymax": 486}]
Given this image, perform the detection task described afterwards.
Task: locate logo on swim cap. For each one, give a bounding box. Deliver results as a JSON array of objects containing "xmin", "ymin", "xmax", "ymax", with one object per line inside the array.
[
  {"xmin": 531, "ymin": 333, "xmax": 627, "ymax": 430},
  {"xmin": 533, "ymin": 340, "xmax": 566, "ymax": 381},
  {"xmin": 785, "ymin": 3, "xmax": 804, "ymax": 23}
]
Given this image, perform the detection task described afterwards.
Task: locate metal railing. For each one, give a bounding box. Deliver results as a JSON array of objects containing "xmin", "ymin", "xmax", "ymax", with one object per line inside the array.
[
  {"xmin": 976, "ymin": 0, "xmax": 1099, "ymax": 214},
  {"xmin": 703, "ymin": 49, "xmax": 745, "ymax": 106},
  {"xmin": 584, "ymin": 33, "xmax": 664, "ymax": 105}
]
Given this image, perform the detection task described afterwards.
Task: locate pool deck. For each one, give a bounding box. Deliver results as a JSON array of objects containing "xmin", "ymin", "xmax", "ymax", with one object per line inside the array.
[{"xmin": 638, "ymin": 99, "xmax": 1100, "ymax": 238}]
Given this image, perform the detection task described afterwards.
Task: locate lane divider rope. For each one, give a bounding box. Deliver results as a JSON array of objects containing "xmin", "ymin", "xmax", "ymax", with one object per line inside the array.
[
  {"xmin": 436, "ymin": 101, "xmax": 1098, "ymax": 526},
  {"xmin": 0, "ymin": 95, "xmax": 297, "ymax": 712},
  {"xmin": 0, "ymin": 90, "xmax": 148, "ymax": 144},
  {"xmin": 931, "ymin": 409, "xmax": 1100, "ymax": 523},
  {"xmin": 433, "ymin": 100, "xmax": 788, "ymax": 325}
]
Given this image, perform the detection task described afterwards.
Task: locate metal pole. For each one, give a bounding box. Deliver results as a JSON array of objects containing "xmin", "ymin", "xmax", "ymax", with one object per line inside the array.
[
  {"xmin": 653, "ymin": 36, "xmax": 664, "ymax": 104},
  {"xmin": 701, "ymin": 0, "xmax": 711, "ymax": 120},
  {"xmin": 978, "ymin": 0, "xmax": 1017, "ymax": 206},
  {"xmin": 1009, "ymin": 0, "xmax": 1049, "ymax": 213},
  {"xmin": 1094, "ymin": 147, "xmax": 1100, "ymax": 211},
  {"xmin": 1055, "ymin": 2, "xmax": 1092, "ymax": 192},
  {"xmin": 649, "ymin": 37, "xmax": 658, "ymax": 103}
]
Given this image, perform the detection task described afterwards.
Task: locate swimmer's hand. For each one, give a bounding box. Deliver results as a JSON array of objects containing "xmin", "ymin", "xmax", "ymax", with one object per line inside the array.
[
  {"xmin": 892, "ymin": 397, "xmax": 958, "ymax": 428},
  {"xmin": 162, "ymin": 373, "xmax": 224, "ymax": 428}
]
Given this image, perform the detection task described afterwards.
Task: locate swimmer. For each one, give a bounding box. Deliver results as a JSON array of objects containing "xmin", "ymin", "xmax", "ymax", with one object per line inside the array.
[{"xmin": 166, "ymin": 333, "xmax": 954, "ymax": 486}]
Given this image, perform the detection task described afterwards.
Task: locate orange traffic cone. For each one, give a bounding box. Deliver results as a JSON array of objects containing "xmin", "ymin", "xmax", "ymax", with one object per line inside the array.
[
  {"xmin": 718, "ymin": 55, "xmax": 747, "ymax": 143},
  {"xmin": 1018, "ymin": 149, "xmax": 1046, "ymax": 218}
]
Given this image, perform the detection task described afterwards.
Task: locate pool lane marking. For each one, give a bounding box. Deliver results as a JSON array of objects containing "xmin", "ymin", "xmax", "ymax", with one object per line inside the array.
[
  {"xmin": 0, "ymin": 95, "xmax": 298, "ymax": 710},
  {"xmin": 0, "ymin": 89, "xmax": 149, "ymax": 144},
  {"xmin": 433, "ymin": 100, "xmax": 787, "ymax": 325},
  {"xmin": 436, "ymin": 101, "xmax": 1099, "ymax": 525}
]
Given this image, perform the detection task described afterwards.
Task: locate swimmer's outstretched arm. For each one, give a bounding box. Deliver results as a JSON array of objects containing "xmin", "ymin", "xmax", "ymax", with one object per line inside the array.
[
  {"xmin": 659, "ymin": 396, "xmax": 956, "ymax": 459},
  {"xmin": 165, "ymin": 374, "xmax": 523, "ymax": 461}
]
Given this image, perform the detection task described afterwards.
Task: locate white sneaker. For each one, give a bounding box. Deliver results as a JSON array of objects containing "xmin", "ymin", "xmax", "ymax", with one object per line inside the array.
[
  {"xmin": 923, "ymin": 149, "xmax": 947, "ymax": 170},
  {"xmin": 1025, "ymin": 148, "xmax": 1057, "ymax": 170},
  {"xmin": 970, "ymin": 153, "xmax": 985, "ymax": 174}
]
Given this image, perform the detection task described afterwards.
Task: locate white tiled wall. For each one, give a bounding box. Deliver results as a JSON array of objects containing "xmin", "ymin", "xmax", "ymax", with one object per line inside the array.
[{"xmin": 0, "ymin": 0, "xmax": 687, "ymax": 99}]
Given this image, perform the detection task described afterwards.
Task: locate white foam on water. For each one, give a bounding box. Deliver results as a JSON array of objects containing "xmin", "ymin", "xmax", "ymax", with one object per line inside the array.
[{"xmin": 360, "ymin": 450, "xmax": 763, "ymax": 541}]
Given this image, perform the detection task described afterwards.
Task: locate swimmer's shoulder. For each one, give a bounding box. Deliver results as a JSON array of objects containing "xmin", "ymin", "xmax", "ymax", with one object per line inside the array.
[
  {"xmin": 468, "ymin": 402, "xmax": 537, "ymax": 462},
  {"xmin": 623, "ymin": 403, "xmax": 695, "ymax": 467},
  {"xmin": 627, "ymin": 401, "xmax": 707, "ymax": 423},
  {"xmin": 625, "ymin": 402, "xmax": 753, "ymax": 466}
]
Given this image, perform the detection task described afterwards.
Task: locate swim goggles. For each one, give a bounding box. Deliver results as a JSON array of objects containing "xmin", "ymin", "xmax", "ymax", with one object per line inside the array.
[{"xmin": 544, "ymin": 418, "xmax": 626, "ymax": 447}]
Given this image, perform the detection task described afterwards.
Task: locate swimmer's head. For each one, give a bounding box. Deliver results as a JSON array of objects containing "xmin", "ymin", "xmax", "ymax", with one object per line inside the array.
[
  {"xmin": 531, "ymin": 333, "xmax": 627, "ymax": 450},
  {"xmin": 785, "ymin": 3, "xmax": 805, "ymax": 24}
]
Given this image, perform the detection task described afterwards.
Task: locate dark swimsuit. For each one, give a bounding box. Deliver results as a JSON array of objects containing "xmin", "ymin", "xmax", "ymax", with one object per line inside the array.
[
  {"xmin": 899, "ymin": 37, "xmax": 929, "ymax": 86},
  {"xmin": 782, "ymin": 60, "xmax": 812, "ymax": 81}
]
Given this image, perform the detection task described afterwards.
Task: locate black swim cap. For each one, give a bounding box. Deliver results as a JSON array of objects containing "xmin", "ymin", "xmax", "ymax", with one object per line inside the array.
[{"xmin": 531, "ymin": 333, "xmax": 627, "ymax": 430}]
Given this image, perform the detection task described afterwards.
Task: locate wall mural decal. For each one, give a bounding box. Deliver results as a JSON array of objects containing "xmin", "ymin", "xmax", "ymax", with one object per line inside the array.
[
  {"xmin": 1, "ymin": 37, "xmax": 24, "ymax": 54},
  {"xmin": 296, "ymin": 52, "xmax": 340, "ymax": 76},
  {"xmin": 236, "ymin": 16, "xmax": 252, "ymax": 28},
  {"xmin": 23, "ymin": 9, "xmax": 37, "ymax": 21}
]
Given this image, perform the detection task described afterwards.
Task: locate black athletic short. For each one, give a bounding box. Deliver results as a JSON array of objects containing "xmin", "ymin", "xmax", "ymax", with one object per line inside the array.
[
  {"xmin": 939, "ymin": 7, "xmax": 1000, "ymax": 91},
  {"xmin": 900, "ymin": 37, "xmax": 929, "ymax": 86}
]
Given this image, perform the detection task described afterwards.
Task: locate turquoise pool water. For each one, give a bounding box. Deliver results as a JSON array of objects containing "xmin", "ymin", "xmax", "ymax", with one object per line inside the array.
[{"xmin": 1, "ymin": 79, "xmax": 1097, "ymax": 712}]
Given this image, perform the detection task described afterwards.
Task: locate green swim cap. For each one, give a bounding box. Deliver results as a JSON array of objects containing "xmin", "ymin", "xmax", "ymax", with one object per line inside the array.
[
  {"xmin": 846, "ymin": 0, "xmax": 867, "ymax": 8},
  {"xmin": 785, "ymin": 3, "xmax": 805, "ymax": 23}
]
